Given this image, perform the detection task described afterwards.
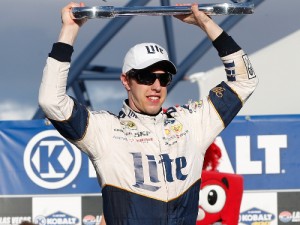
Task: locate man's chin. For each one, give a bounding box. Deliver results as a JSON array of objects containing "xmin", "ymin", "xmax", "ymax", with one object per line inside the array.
[{"xmin": 143, "ymin": 107, "xmax": 162, "ymax": 116}]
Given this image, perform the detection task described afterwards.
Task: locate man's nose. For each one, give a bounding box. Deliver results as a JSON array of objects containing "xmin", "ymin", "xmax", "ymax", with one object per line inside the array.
[{"xmin": 151, "ymin": 78, "xmax": 162, "ymax": 91}]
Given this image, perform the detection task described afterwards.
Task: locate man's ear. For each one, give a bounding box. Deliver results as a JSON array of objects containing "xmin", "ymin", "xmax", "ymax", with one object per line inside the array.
[{"xmin": 121, "ymin": 73, "xmax": 130, "ymax": 91}]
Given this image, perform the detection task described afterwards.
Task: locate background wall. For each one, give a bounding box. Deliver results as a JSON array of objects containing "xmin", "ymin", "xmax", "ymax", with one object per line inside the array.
[
  {"xmin": 1, "ymin": 0, "xmax": 300, "ymax": 120},
  {"xmin": 1, "ymin": 116, "xmax": 299, "ymax": 224}
]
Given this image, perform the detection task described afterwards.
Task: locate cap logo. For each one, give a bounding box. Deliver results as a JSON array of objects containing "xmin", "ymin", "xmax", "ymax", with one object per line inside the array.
[{"xmin": 145, "ymin": 45, "xmax": 164, "ymax": 55}]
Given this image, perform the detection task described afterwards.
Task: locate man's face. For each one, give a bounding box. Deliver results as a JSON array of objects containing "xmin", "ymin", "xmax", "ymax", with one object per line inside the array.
[{"xmin": 122, "ymin": 69, "xmax": 169, "ymax": 115}]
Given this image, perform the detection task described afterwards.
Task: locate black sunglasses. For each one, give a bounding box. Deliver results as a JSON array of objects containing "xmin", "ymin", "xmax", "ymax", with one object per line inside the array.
[{"xmin": 127, "ymin": 70, "xmax": 173, "ymax": 87}]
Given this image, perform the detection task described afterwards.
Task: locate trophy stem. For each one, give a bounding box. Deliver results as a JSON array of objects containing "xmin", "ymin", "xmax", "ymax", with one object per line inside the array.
[{"xmin": 72, "ymin": 3, "xmax": 254, "ymax": 19}]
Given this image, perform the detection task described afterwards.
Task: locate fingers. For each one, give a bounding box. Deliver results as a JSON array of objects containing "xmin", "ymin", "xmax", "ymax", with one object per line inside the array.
[
  {"xmin": 173, "ymin": 3, "xmax": 205, "ymax": 22},
  {"xmin": 173, "ymin": 3, "xmax": 192, "ymax": 22},
  {"xmin": 175, "ymin": 3, "xmax": 192, "ymax": 6},
  {"xmin": 64, "ymin": 2, "xmax": 81, "ymax": 11},
  {"xmin": 62, "ymin": 2, "xmax": 78, "ymax": 19},
  {"xmin": 190, "ymin": 3, "xmax": 212, "ymax": 26},
  {"xmin": 191, "ymin": 3, "xmax": 208, "ymax": 18},
  {"xmin": 62, "ymin": 2, "xmax": 84, "ymax": 16},
  {"xmin": 61, "ymin": 2, "xmax": 87, "ymax": 26}
]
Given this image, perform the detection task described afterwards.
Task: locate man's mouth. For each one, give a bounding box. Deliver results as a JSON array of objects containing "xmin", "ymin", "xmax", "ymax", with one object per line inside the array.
[{"xmin": 148, "ymin": 96, "xmax": 160, "ymax": 101}]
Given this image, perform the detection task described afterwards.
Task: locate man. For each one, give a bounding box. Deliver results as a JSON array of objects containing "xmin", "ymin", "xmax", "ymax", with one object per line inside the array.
[{"xmin": 39, "ymin": 2, "xmax": 258, "ymax": 225}]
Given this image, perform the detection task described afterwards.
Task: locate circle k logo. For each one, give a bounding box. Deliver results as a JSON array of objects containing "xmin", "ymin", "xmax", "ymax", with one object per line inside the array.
[{"xmin": 24, "ymin": 130, "xmax": 82, "ymax": 189}]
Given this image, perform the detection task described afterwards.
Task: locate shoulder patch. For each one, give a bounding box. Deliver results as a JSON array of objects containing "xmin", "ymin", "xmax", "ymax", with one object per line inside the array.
[{"xmin": 242, "ymin": 54, "xmax": 256, "ymax": 79}]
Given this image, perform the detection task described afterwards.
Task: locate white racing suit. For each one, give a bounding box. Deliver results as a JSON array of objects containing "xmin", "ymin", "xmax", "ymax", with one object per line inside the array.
[{"xmin": 39, "ymin": 32, "xmax": 258, "ymax": 225}]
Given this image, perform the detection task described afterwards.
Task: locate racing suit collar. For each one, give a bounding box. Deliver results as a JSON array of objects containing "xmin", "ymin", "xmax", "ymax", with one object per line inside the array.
[{"xmin": 122, "ymin": 100, "xmax": 164, "ymax": 123}]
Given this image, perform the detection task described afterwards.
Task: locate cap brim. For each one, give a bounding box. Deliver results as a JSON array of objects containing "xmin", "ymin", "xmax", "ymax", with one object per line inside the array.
[{"xmin": 143, "ymin": 60, "xmax": 177, "ymax": 75}]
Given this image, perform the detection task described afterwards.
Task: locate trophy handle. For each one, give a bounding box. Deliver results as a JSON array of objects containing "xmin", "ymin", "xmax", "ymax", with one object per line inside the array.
[{"xmin": 72, "ymin": 3, "xmax": 254, "ymax": 19}]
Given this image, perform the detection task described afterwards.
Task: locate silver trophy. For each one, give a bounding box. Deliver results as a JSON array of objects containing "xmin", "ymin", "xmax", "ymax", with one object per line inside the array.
[{"xmin": 72, "ymin": 2, "xmax": 254, "ymax": 19}]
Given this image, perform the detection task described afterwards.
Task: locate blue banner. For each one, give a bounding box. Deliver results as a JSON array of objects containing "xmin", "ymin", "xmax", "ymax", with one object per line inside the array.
[
  {"xmin": 0, "ymin": 115, "xmax": 299, "ymax": 195},
  {"xmin": 219, "ymin": 115, "xmax": 300, "ymax": 191},
  {"xmin": 0, "ymin": 120, "xmax": 100, "ymax": 195}
]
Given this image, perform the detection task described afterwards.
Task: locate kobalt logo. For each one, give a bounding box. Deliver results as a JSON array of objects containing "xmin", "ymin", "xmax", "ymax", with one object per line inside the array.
[
  {"xmin": 24, "ymin": 130, "xmax": 82, "ymax": 189},
  {"xmin": 34, "ymin": 211, "xmax": 79, "ymax": 225},
  {"xmin": 239, "ymin": 207, "xmax": 275, "ymax": 225}
]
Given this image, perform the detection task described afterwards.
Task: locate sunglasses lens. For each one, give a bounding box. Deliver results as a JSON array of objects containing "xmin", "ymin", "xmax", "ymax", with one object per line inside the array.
[
  {"xmin": 158, "ymin": 74, "xmax": 172, "ymax": 87},
  {"xmin": 136, "ymin": 72, "xmax": 172, "ymax": 87},
  {"xmin": 137, "ymin": 73, "xmax": 157, "ymax": 85},
  {"xmin": 130, "ymin": 71, "xmax": 172, "ymax": 87}
]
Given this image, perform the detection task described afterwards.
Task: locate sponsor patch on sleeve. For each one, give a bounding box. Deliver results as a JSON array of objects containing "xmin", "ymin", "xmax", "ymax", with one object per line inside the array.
[{"xmin": 242, "ymin": 54, "xmax": 256, "ymax": 79}]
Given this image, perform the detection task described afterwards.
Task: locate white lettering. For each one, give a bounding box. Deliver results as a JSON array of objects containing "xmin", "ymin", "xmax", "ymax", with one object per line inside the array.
[
  {"xmin": 241, "ymin": 214, "xmax": 272, "ymax": 221},
  {"xmin": 95, "ymin": 216, "xmax": 102, "ymax": 223},
  {"xmin": 11, "ymin": 217, "xmax": 31, "ymax": 224},
  {"xmin": 292, "ymin": 211, "xmax": 300, "ymax": 222},
  {"xmin": 47, "ymin": 218, "xmax": 76, "ymax": 225},
  {"xmin": 0, "ymin": 217, "xmax": 11, "ymax": 224},
  {"xmin": 217, "ymin": 135, "xmax": 287, "ymax": 175},
  {"xmin": 257, "ymin": 135, "xmax": 287, "ymax": 174},
  {"xmin": 236, "ymin": 136, "xmax": 262, "ymax": 174}
]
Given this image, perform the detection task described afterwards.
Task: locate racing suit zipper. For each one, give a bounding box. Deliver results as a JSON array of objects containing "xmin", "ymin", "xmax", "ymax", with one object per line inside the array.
[{"xmin": 154, "ymin": 117, "xmax": 169, "ymax": 225}]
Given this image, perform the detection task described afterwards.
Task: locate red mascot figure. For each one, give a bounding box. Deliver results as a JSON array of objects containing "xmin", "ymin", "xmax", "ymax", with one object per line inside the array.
[{"xmin": 197, "ymin": 142, "xmax": 244, "ymax": 225}]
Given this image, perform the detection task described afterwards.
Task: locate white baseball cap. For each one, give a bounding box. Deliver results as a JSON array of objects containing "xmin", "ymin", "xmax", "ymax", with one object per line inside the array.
[{"xmin": 122, "ymin": 43, "xmax": 177, "ymax": 74}]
